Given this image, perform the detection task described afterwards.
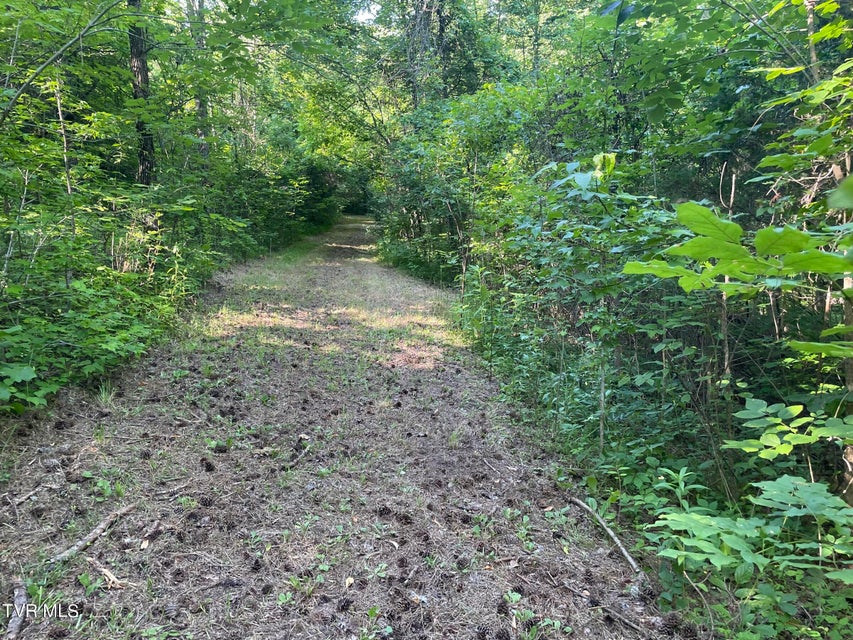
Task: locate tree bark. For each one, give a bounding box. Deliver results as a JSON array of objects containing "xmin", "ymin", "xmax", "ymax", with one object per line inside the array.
[
  {"xmin": 185, "ymin": 0, "xmax": 210, "ymax": 167},
  {"xmin": 128, "ymin": 0, "xmax": 154, "ymax": 186},
  {"xmin": 54, "ymin": 77, "xmax": 76, "ymax": 287},
  {"xmin": 804, "ymin": 0, "xmax": 820, "ymax": 80}
]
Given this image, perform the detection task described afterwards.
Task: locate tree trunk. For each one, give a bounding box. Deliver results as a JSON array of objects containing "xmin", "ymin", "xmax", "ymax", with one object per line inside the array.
[
  {"xmin": 841, "ymin": 274, "xmax": 853, "ymax": 506},
  {"xmin": 406, "ymin": 0, "xmax": 433, "ymax": 109},
  {"xmin": 804, "ymin": 0, "xmax": 820, "ymax": 80},
  {"xmin": 128, "ymin": 0, "xmax": 154, "ymax": 186},
  {"xmin": 54, "ymin": 77, "xmax": 76, "ymax": 287},
  {"xmin": 185, "ymin": 0, "xmax": 210, "ymax": 167},
  {"xmin": 531, "ymin": 0, "xmax": 541, "ymax": 79}
]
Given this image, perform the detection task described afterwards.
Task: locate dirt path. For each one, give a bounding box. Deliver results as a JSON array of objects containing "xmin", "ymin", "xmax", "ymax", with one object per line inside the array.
[{"xmin": 1, "ymin": 219, "xmax": 680, "ymax": 639}]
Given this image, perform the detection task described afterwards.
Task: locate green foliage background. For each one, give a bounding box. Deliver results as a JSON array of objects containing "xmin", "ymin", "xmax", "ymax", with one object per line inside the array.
[
  {"xmin": 0, "ymin": 0, "xmax": 367, "ymax": 411},
  {"xmin": 364, "ymin": 1, "xmax": 853, "ymax": 638}
]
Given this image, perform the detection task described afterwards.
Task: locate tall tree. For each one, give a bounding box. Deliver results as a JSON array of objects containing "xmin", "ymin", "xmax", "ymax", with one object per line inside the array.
[
  {"xmin": 185, "ymin": 0, "xmax": 210, "ymax": 166},
  {"xmin": 128, "ymin": 0, "xmax": 154, "ymax": 186}
]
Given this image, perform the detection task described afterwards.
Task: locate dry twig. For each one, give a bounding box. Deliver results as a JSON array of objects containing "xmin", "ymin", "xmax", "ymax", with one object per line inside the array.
[
  {"xmin": 154, "ymin": 482, "xmax": 189, "ymax": 497},
  {"xmin": 4, "ymin": 576, "xmax": 27, "ymax": 640},
  {"xmin": 12, "ymin": 487, "xmax": 41, "ymax": 505},
  {"xmin": 561, "ymin": 581, "xmax": 648, "ymax": 636},
  {"xmin": 48, "ymin": 503, "xmax": 137, "ymax": 564},
  {"xmin": 86, "ymin": 556, "xmax": 130, "ymax": 589},
  {"xmin": 568, "ymin": 496, "xmax": 644, "ymax": 577},
  {"xmin": 481, "ymin": 457, "xmax": 500, "ymax": 474}
]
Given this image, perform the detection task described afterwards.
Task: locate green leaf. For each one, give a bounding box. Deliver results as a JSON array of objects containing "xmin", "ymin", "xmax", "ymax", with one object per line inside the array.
[
  {"xmin": 757, "ymin": 152, "xmax": 810, "ymax": 171},
  {"xmin": 735, "ymin": 398, "xmax": 769, "ymax": 418},
  {"xmin": 806, "ymin": 133, "xmax": 835, "ymax": 156},
  {"xmin": 593, "ymin": 152, "xmax": 616, "ymax": 177},
  {"xmin": 734, "ymin": 561, "xmax": 754, "ymax": 584},
  {"xmin": 750, "ymin": 475, "xmax": 853, "ymax": 520},
  {"xmin": 754, "ymin": 226, "xmax": 813, "ymax": 256},
  {"xmin": 820, "ymin": 324, "xmax": 853, "ymax": 337},
  {"xmin": 759, "ymin": 432, "xmax": 781, "ymax": 447},
  {"xmin": 677, "ymin": 273, "xmax": 713, "ymax": 292},
  {"xmin": 756, "ymin": 66, "xmax": 806, "ymax": 80},
  {"xmin": 788, "ymin": 340, "xmax": 853, "ymax": 358},
  {"xmin": 828, "ymin": 175, "xmax": 853, "ymax": 209},
  {"xmin": 721, "ymin": 533, "xmax": 753, "ymax": 555},
  {"xmin": 741, "ymin": 550, "xmax": 771, "ymax": 572},
  {"xmin": 782, "ymin": 250, "xmax": 852, "ymax": 274},
  {"xmin": 812, "ymin": 423, "xmax": 853, "ymax": 439},
  {"xmin": 622, "ymin": 260, "xmax": 695, "ymax": 278},
  {"xmin": 744, "ymin": 417, "xmax": 781, "ymax": 428},
  {"xmin": 646, "ymin": 102, "xmax": 667, "ymax": 124},
  {"xmin": 776, "ymin": 405, "xmax": 803, "ymax": 420},
  {"xmin": 746, "ymin": 398, "xmax": 768, "ymax": 412},
  {"xmin": 783, "ymin": 433, "xmax": 817, "ymax": 445},
  {"xmin": 676, "ymin": 203, "xmax": 743, "ymax": 243},
  {"xmin": 826, "ymin": 569, "xmax": 853, "ymax": 584},
  {"xmin": 0, "ymin": 365, "xmax": 37, "ymax": 383},
  {"xmin": 667, "ymin": 237, "xmax": 751, "ymax": 261},
  {"xmin": 722, "ymin": 438, "xmax": 765, "ymax": 452},
  {"xmin": 789, "ymin": 417, "xmax": 814, "ymax": 428}
]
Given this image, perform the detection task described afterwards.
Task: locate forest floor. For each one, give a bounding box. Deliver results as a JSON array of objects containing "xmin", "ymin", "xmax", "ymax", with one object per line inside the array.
[{"xmin": 0, "ymin": 218, "xmax": 686, "ymax": 640}]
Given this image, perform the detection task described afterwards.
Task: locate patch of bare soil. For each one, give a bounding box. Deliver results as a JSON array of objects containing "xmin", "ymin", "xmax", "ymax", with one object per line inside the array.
[{"xmin": 0, "ymin": 219, "xmax": 688, "ymax": 639}]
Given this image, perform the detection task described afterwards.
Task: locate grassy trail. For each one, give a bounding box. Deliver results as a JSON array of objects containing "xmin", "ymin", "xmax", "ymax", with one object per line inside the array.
[{"xmin": 0, "ymin": 218, "xmax": 674, "ymax": 639}]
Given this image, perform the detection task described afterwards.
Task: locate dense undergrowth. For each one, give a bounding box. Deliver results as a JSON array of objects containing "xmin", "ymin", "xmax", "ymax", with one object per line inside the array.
[
  {"xmin": 369, "ymin": 2, "xmax": 853, "ymax": 638},
  {"xmin": 1, "ymin": 1, "xmax": 364, "ymax": 413}
]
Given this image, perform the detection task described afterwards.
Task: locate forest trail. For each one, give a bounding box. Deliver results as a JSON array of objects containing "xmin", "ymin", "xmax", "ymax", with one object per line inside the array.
[{"xmin": 1, "ymin": 219, "xmax": 676, "ymax": 639}]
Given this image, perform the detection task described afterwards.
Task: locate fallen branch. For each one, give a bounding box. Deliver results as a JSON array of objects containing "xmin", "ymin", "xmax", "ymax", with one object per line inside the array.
[
  {"xmin": 568, "ymin": 496, "xmax": 644, "ymax": 577},
  {"xmin": 481, "ymin": 457, "xmax": 500, "ymax": 474},
  {"xmin": 153, "ymin": 482, "xmax": 189, "ymax": 497},
  {"xmin": 561, "ymin": 580, "xmax": 649, "ymax": 637},
  {"xmin": 4, "ymin": 576, "xmax": 27, "ymax": 640},
  {"xmin": 14, "ymin": 484, "xmax": 59, "ymax": 506},
  {"xmin": 48, "ymin": 503, "xmax": 137, "ymax": 564},
  {"xmin": 13, "ymin": 487, "xmax": 41, "ymax": 505}
]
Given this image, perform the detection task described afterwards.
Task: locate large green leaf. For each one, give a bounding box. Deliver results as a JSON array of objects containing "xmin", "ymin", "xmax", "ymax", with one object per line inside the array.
[
  {"xmin": 754, "ymin": 226, "xmax": 814, "ymax": 256},
  {"xmin": 826, "ymin": 569, "xmax": 853, "ymax": 584},
  {"xmin": 820, "ymin": 324, "xmax": 853, "ymax": 337},
  {"xmin": 788, "ymin": 340, "xmax": 853, "ymax": 357},
  {"xmin": 667, "ymin": 237, "xmax": 751, "ymax": 261},
  {"xmin": 812, "ymin": 417, "xmax": 853, "ymax": 439},
  {"xmin": 677, "ymin": 272, "xmax": 715, "ymax": 292},
  {"xmin": 811, "ymin": 425, "xmax": 853, "ymax": 439},
  {"xmin": 828, "ymin": 174, "xmax": 853, "ymax": 209},
  {"xmin": 0, "ymin": 365, "xmax": 37, "ymax": 383},
  {"xmin": 755, "ymin": 66, "xmax": 806, "ymax": 80},
  {"xmin": 676, "ymin": 202, "xmax": 743, "ymax": 243},
  {"xmin": 782, "ymin": 249, "xmax": 852, "ymax": 274},
  {"xmin": 622, "ymin": 260, "xmax": 695, "ymax": 278},
  {"xmin": 722, "ymin": 438, "xmax": 765, "ymax": 453}
]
